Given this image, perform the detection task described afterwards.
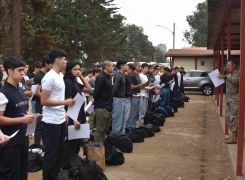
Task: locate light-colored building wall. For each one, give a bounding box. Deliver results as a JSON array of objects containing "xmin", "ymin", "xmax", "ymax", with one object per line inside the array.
[
  {"xmin": 197, "ymin": 58, "xmax": 213, "ymax": 71},
  {"xmin": 174, "ymin": 58, "xmax": 195, "ymax": 70}
]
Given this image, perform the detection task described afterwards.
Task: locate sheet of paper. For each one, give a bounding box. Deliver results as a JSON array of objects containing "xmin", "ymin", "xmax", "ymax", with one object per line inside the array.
[
  {"xmin": 29, "ymin": 84, "xmax": 38, "ymax": 103},
  {"xmin": 67, "ymin": 93, "xmax": 84, "ymax": 121},
  {"xmin": 159, "ymin": 83, "xmax": 165, "ymax": 88},
  {"xmin": 68, "ymin": 124, "xmax": 90, "ymax": 140},
  {"xmin": 208, "ymin": 69, "xmax": 225, "ymax": 87},
  {"xmin": 26, "ymin": 114, "xmax": 42, "ymax": 136},
  {"xmin": 0, "ymin": 130, "xmax": 19, "ymax": 143},
  {"xmin": 170, "ymin": 82, "xmax": 175, "ymax": 91},
  {"xmin": 152, "ymin": 95, "xmax": 160, "ymax": 102},
  {"xmin": 85, "ymin": 101, "xmax": 94, "ymax": 114}
]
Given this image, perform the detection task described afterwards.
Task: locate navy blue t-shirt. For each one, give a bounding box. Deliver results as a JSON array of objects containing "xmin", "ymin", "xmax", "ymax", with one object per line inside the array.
[
  {"xmin": 64, "ymin": 78, "xmax": 86, "ymax": 125},
  {"xmin": 0, "ymin": 81, "xmax": 28, "ymax": 146}
]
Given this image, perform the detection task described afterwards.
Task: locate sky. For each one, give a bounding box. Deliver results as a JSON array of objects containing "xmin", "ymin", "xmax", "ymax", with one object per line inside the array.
[{"xmin": 112, "ymin": 0, "xmax": 205, "ymax": 50}]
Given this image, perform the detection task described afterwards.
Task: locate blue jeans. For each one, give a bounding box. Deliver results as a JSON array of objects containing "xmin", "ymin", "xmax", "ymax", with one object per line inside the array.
[
  {"xmin": 31, "ymin": 101, "xmax": 36, "ymax": 113},
  {"xmin": 129, "ymin": 97, "xmax": 140, "ymax": 129},
  {"xmin": 122, "ymin": 98, "xmax": 132, "ymax": 132},
  {"xmin": 160, "ymin": 88, "xmax": 170, "ymax": 108},
  {"xmin": 112, "ymin": 98, "xmax": 125, "ymax": 134}
]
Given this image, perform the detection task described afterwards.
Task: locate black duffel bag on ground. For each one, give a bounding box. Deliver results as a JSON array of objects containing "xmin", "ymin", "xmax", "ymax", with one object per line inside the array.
[
  {"xmin": 125, "ymin": 128, "xmax": 145, "ymax": 143},
  {"xmin": 144, "ymin": 111, "xmax": 154, "ymax": 125},
  {"xmin": 105, "ymin": 133, "xmax": 133, "ymax": 153},
  {"xmin": 152, "ymin": 113, "xmax": 165, "ymax": 126},
  {"xmin": 104, "ymin": 138, "xmax": 125, "ymax": 166},
  {"xmin": 28, "ymin": 144, "xmax": 45, "ymax": 172},
  {"xmin": 139, "ymin": 124, "xmax": 155, "ymax": 137},
  {"xmin": 169, "ymin": 103, "xmax": 178, "ymax": 113},
  {"xmin": 164, "ymin": 106, "xmax": 175, "ymax": 117},
  {"xmin": 177, "ymin": 100, "xmax": 185, "ymax": 108}
]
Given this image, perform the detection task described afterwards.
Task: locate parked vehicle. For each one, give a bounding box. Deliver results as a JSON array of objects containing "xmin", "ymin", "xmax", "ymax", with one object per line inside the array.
[{"xmin": 183, "ymin": 70, "xmax": 214, "ymax": 95}]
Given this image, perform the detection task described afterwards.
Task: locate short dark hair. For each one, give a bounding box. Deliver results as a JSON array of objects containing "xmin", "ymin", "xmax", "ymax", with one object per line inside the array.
[
  {"xmin": 34, "ymin": 61, "xmax": 42, "ymax": 68},
  {"xmin": 154, "ymin": 67, "xmax": 158, "ymax": 71},
  {"xmin": 128, "ymin": 63, "xmax": 135, "ymax": 71},
  {"xmin": 227, "ymin": 59, "xmax": 236, "ymax": 66},
  {"xmin": 42, "ymin": 55, "xmax": 51, "ymax": 67},
  {"xmin": 174, "ymin": 66, "xmax": 179, "ymax": 70},
  {"xmin": 148, "ymin": 65, "xmax": 153, "ymax": 69},
  {"xmin": 49, "ymin": 49, "xmax": 67, "ymax": 64},
  {"xmin": 3, "ymin": 56, "xmax": 25, "ymax": 75},
  {"xmin": 180, "ymin": 67, "xmax": 185, "ymax": 70},
  {"xmin": 92, "ymin": 67, "xmax": 102, "ymax": 75},
  {"xmin": 141, "ymin": 63, "xmax": 148, "ymax": 68},
  {"xmin": 116, "ymin": 60, "xmax": 127, "ymax": 69},
  {"xmin": 88, "ymin": 69, "xmax": 93, "ymax": 74},
  {"xmin": 64, "ymin": 60, "xmax": 82, "ymax": 82},
  {"xmin": 134, "ymin": 62, "xmax": 140, "ymax": 66},
  {"xmin": 163, "ymin": 67, "xmax": 171, "ymax": 73}
]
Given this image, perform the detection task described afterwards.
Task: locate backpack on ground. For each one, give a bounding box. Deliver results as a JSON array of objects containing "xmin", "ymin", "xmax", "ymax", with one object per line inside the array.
[
  {"xmin": 164, "ymin": 106, "xmax": 175, "ymax": 117},
  {"xmin": 180, "ymin": 93, "xmax": 190, "ymax": 102},
  {"xmin": 177, "ymin": 100, "xmax": 185, "ymax": 108},
  {"xmin": 125, "ymin": 128, "xmax": 145, "ymax": 143},
  {"xmin": 139, "ymin": 124, "xmax": 155, "ymax": 137},
  {"xmin": 144, "ymin": 111, "xmax": 154, "ymax": 125},
  {"xmin": 104, "ymin": 140, "xmax": 125, "ymax": 166},
  {"xmin": 155, "ymin": 107, "xmax": 168, "ymax": 117},
  {"xmin": 28, "ymin": 144, "xmax": 44, "ymax": 172},
  {"xmin": 169, "ymin": 103, "xmax": 178, "ymax": 113},
  {"xmin": 105, "ymin": 133, "xmax": 133, "ymax": 153},
  {"xmin": 153, "ymin": 113, "xmax": 165, "ymax": 126}
]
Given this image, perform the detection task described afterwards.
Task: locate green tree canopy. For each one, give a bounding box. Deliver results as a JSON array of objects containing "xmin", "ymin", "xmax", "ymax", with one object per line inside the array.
[{"xmin": 183, "ymin": 0, "xmax": 207, "ymax": 47}]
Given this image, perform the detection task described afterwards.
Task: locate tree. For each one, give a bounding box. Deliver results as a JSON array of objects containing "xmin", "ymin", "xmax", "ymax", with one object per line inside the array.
[{"xmin": 183, "ymin": 0, "xmax": 207, "ymax": 47}]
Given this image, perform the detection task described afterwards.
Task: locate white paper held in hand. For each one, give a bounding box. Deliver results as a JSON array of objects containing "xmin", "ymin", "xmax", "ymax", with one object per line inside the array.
[
  {"xmin": 208, "ymin": 69, "xmax": 225, "ymax": 87},
  {"xmin": 26, "ymin": 114, "xmax": 42, "ymax": 136},
  {"xmin": 0, "ymin": 130, "xmax": 19, "ymax": 143},
  {"xmin": 152, "ymin": 95, "xmax": 160, "ymax": 102},
  {"xmin": 67, "ymin": 93, "xmax": 84, "ymax": 121},
  {"xmin": 159, "ymin": 83, "xmax": 165, "ymax": 88},
  {"xmin": 85, "ymin": 101, "xmax": 94, "ymax": 114},
  {"xmin": 29, "ymin": 84, "xmax": 38, "ymax": 103},
  {"xmin": 68, "ymin": 124, "xmax": 90, "ymax": 140},
  {"xmin": 170, "ymin": 82, "xmax": 175, "ymax": 91}
]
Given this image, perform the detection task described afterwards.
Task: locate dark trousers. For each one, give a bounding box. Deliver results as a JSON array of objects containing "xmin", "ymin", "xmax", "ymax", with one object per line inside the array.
[
  {"xmin": 35, "ymin": 101, "xmax": 45, "ymax": 145},
  {"xmin": 0, "ymin": 141, "xmax": 29, "ymax": 180},
  {"xmin": 42, "ymin": 122, "xmax": 66, "ymax": 180},
  {"xmin": 62, "ymin": 138, "xmax": 81, "ymax": 170}
]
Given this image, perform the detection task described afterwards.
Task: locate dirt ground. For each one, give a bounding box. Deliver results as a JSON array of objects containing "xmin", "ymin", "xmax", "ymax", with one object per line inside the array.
[{"xmin": 28, "ymin": 94, "xmax": 234, "ymax": 180}]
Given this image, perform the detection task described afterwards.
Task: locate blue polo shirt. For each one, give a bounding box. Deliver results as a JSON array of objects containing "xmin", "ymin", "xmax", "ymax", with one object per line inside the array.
[{"xmin": 0, "ymin": 81, "xmax": 28, "ymax": 146}]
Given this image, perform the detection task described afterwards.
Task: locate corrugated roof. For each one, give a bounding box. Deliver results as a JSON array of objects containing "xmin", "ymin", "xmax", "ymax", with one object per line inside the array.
[
  {"xmin": 207, "ymin": 0, "xmax": 241, "ymax": 50},
  {"xmin": 165, "ymin": 49, "xmax": 240, "ymax": 57}
]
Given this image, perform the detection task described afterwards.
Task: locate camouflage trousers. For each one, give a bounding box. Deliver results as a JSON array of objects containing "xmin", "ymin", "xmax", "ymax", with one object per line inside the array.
[{"xmin": 226, "ymin": 102, "xmax": 238, "ymax": 132}]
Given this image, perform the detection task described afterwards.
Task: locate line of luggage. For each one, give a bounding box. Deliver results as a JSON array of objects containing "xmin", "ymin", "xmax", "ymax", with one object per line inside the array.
[{"xmin": 28, "ymin": 94, "xmax": 190, "ymax": 179}]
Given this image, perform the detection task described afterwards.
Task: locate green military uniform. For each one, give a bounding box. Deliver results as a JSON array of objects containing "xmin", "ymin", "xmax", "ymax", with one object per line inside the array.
[{"xmin": 225, "ymin": 70, "xmax": 240, "ymax": 133}]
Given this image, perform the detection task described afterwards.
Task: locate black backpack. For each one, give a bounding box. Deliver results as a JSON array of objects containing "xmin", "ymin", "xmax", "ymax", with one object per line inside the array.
[
  {"xmin": 28, "ymin": 144, "xmax": 44, "ymax": 172},
  {"xmin": 139, "ymin": 124, "xmax": 155, "ymax": 137},
  {"xmin": 104, "ymin": 138, "xmax": 125, "ymax": 166},
  {"xmin": 169, "ymin": 103, "xmax": 178, "ymax": 113},
  {"xmin": 125, "ymin": 128, "xmax": 145, "ymax": 143},
  {"xmin": 144, "ymin": 111, "xmax": 154, "ymax": 125},
  {"xmin": 105, "ymin": 133, "xmax": 133, "ymax": 153},
  {"xmin": 56, "ymin": 159, "xmax": 108, "ymax": 180},
  {"xmin": 152, "ymin": 113, "xmax": 165, "ymax": 126},
  {"xmin": 164, "ymin": 106, "xmax": 175, "ymax": 117},
  {"xmin": 177, "ymin": 100, "xmax": 185, "ymax": 108}
]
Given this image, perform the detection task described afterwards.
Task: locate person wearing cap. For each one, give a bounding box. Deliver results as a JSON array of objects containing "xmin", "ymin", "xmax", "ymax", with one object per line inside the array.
[{"xmin": 160, "ymin": 67, "xmax": 173, "ymax": 108}]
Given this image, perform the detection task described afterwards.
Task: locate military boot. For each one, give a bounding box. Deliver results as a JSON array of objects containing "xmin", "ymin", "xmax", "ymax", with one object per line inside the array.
[
  {"xmin": 225, "ymin": 134, "xmax": 232, "ymax": 140},
  {"xmin": 225, "ymin": 132, "xmax": 237, "ymax": 144}
]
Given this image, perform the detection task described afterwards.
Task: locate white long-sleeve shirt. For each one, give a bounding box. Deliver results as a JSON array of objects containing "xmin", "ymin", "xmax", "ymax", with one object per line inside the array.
[{"xmin": 177, "ymin": 72, "xmax": 181, "ymax": 86}]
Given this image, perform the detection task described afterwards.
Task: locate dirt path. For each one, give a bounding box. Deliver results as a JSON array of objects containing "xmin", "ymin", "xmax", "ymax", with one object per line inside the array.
[{"xmin": 28, "ymin": 94, "xmax": 234, "ymax": 180}]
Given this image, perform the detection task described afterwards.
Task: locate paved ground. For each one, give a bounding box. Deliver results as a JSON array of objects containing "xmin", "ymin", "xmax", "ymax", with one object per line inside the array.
[{"xmin": 28, "ymin": 94, "xmax": 234, "ymax": 180}]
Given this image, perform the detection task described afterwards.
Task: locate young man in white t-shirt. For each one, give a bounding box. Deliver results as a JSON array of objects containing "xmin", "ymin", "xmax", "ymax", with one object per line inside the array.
[
  {"xmin": 41, "ymin": 49, "xmax": 75, "ymax": 180},
  {"xmin": 139, "ymin": 63, "xmax": 151, "ymax": 125}
]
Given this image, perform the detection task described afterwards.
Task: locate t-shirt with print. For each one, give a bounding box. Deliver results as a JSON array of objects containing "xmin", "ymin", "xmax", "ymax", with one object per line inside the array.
[
  {"xmin": 139, "ymin": 73, "xmax": 149, "ymax": 98},
  {"xmin": 64, "ymin": 78, "xmax": 86, "ymax": 124},
  {"xmin": 41, "ymin": 69, "xmax": 65, "ymax": 124}
]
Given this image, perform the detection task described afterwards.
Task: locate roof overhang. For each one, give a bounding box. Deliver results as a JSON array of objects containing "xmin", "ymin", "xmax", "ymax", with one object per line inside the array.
[{"xmin": 207, "ymin": 0, "xmax": 241, "ymax": 50}]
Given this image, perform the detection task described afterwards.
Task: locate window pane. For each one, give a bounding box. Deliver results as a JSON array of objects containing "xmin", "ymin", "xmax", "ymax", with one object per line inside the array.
[
  {"xmin": 192, "ymin": 72, "xmax": 202, "ymax": 77},
  {"xmin": 184, "ymin": 72, "xmax": 191, "ymax": 77}
]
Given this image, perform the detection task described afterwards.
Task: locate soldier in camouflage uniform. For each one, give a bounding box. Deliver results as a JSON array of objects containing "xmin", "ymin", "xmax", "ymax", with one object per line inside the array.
[{"xmin": 218, "ymin": 60, "xmax": 240, "ymax": 144}]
